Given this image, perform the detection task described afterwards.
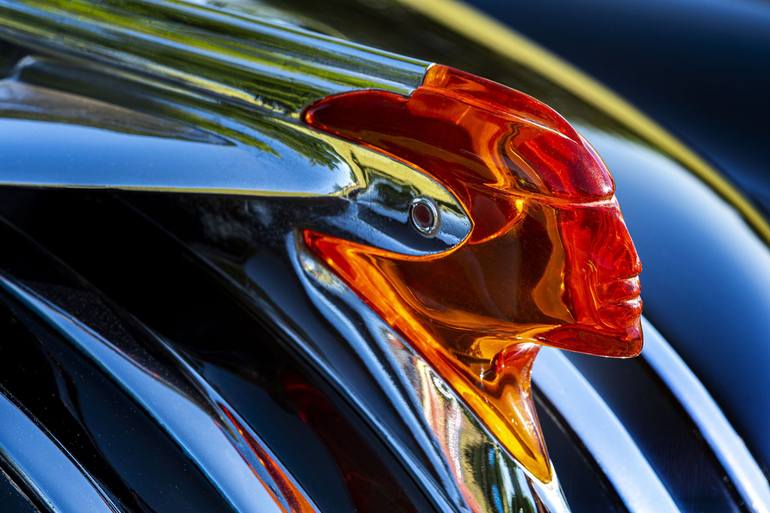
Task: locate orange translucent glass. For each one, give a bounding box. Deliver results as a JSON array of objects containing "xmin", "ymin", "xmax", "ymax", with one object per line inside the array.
[
  {"xmin": 220, "ymin": 405, "xmax": 318, "ymax": 513},
  {"xmin": 303, "ymin": 65, "xmax": 642, "ymax": 482}
]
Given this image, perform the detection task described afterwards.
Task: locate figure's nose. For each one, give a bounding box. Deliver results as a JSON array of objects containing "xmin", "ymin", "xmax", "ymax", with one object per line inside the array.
[
  {"xmin": 559, "ymin": 197, "xmax": 642, "ymax": 332},
  {"xmin": 596, "ymin": 207, "xmax": 643, "ymax": 330},
  {"xmin": 594, "ymin": 204, "xmax": 642, "ymax": 281}
]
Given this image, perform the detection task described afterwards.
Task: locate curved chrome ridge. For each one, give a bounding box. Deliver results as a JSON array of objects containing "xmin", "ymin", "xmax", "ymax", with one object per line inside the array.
[
  {"xmin": 0, "ymin": 0, "xmax": 427, "ymax": 116},
  {"xmin": 0, "ymin": 72, "xmax": 471, "ymax": 257},
  {"xmin": 292, "ymin": 235, "xmax": 570, "ymax": 513},
  {"xmin": 0, "ymin": 1, "xmax": 468, "ymax": 258},
  {"xmin": 0, "ymin": 389, "xmax": 119, "ymax": 513},
  {"xmin": 154, "ymin": 334, "xmax": 322, "ymax": 513},
  {"xmin": 641, "ymin": 318, "xmax": 770, "ymax": 513},
  {"xmin": 532, "ymin": 348, "xmax": 681, "ymax": 513},
  {"xmin": 0, "ymin": 276, "xmax": 318, "ymax": 513}
]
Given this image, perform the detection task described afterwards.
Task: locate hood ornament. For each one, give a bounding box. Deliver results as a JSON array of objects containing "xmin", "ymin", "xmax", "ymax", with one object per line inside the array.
[{"xmin": 303, "ymin": 64, "xmax": 642, "ymax": 482}]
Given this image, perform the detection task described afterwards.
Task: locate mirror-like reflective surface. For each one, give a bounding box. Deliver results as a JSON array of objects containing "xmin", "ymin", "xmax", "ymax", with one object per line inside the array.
[
  {"xmin": 0, "ymin": 195, "xmax": 438, "ymax": 513},
  {"xmin": 0, "ymin": 1, "xmax": 768, "ymax": 512},
  {"xmin": 303, "ymin": 64, "xmax": 642, "ymax": 483}
]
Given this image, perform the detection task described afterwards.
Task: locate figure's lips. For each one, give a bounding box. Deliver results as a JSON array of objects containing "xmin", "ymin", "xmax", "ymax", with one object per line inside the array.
[
  {"xmin": 596, "ymin": 275, "xmax": 642, "ymax": 330},
  {"xmin": 599, "ymin": 275, "xmax": 641, "ymax": 301}
]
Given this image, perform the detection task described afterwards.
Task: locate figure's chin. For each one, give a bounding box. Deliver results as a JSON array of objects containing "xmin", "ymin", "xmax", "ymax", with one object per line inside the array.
[{"xmin": 534, "ymin": 320, "xmax": 643, "ymax": 358}]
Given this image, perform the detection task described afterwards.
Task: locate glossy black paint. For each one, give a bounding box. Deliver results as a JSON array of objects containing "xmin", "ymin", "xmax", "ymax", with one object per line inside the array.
[
  {"xmin": 466, "ymin": 0, "xmax": 770, "ymax": 215},
  {"xmin": 535, "ymin": 398, "xmax": 626, "ymax": 512},
  {"xmin": 0, "ymin": 471, "xmax": 37, "ymax": 513},
  {"xmin": 599, "ymin": 128, "xmax": 770, "ymax": 482},
  {"xmin": 562, "ymin": 353, "xmax": 742, "ymax": 513}
]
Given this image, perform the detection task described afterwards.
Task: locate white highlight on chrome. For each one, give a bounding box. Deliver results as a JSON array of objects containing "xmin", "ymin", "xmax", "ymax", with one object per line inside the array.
[
  {"xmin": 642, "ymin": 318, "xmax": 770, "ymax": 513},
  {"xmin": 534, "ymin": 347, "xmax": 680, "ymax": 513}
]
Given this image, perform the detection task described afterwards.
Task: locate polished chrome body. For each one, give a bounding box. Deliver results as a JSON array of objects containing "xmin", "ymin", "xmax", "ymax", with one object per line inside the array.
[
  {"xmin": 0, "ymin": 5, "xmax": 548, "ymax": 509},
  {"xmin": 0, "ymin": 0, "xmax": 425, "ymax": 115},
  {"xmin": 533, "ymin": 348, "xmax": 679, "ymax": 513},
  {"xmin": 0, "ymin": 276, "xmax": 317, "ymax": 513},
  {"xmin": 0, "ymin": 0, "xmax": 471, "ymax": 257},
  {"xmin": 0, "ymin": 66, "xmax": 470, "ymax": 257},
  {"xmin": 293, "ymin": 238, "xmax": 570, "ymax": 513},
  {"xmin": 0, "ymin": 389, "xmax": 119, "ymax": 513}
]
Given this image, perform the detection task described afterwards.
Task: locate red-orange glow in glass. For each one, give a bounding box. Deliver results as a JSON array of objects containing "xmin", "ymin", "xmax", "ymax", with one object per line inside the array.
[
  {"xmin": 302, "ymin": 65, "xmax": 642, "ymax": 482},
  {"xmin": 220, "ymin": 405, "xmax": 318, "ymax": 513}
]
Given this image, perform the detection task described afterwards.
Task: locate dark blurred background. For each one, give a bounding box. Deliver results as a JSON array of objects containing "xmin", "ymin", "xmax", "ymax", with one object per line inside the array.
[{"xmin": 467, "ymin": 0, "xmax": 770, "ymax": 215}]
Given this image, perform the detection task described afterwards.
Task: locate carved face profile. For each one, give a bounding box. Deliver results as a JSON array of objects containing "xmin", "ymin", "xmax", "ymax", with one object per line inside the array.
[{"xmin": 303, "ymin": 65, "xmax": 642, "ymax": 482}]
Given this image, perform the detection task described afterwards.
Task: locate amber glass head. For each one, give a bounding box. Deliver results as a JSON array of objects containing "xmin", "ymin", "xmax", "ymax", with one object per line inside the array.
[{"xmin": 303, "ymin": 65, "xmax": 642, "ymax": 482}]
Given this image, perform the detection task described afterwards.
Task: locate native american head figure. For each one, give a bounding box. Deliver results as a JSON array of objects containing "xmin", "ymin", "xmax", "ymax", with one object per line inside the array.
[{"xmin": 303, "ymin": 65, "xmax": 642, "ymax": 482}]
